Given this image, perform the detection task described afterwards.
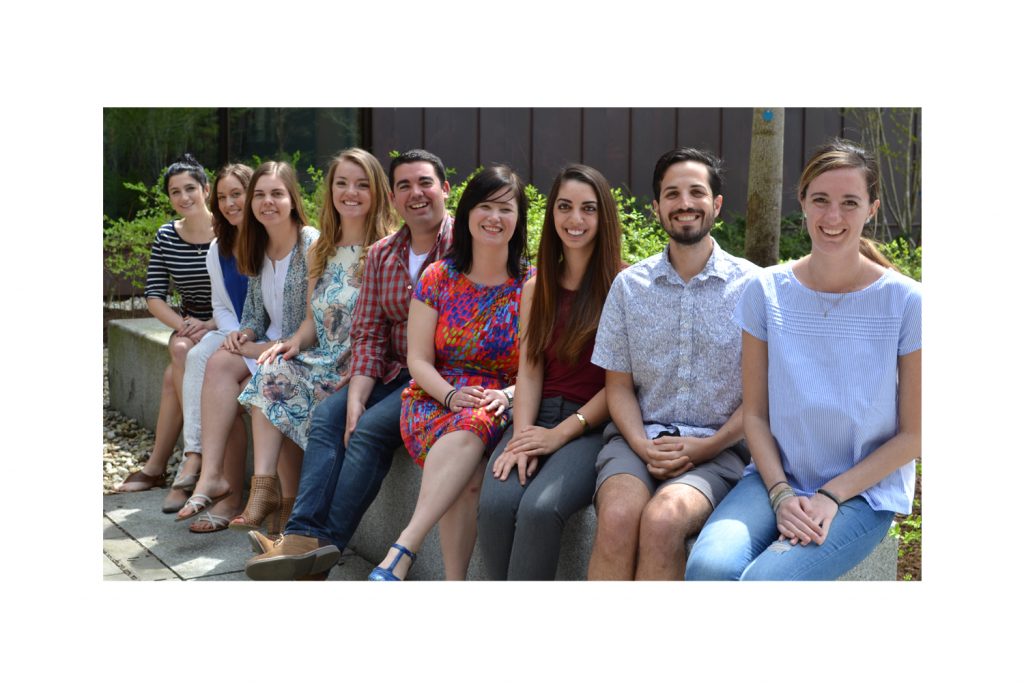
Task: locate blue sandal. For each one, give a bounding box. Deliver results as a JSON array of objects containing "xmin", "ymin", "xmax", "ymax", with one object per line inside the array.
[{"xmin": 368, "ymin": 543, "xmax": 417, "ymax": 581}]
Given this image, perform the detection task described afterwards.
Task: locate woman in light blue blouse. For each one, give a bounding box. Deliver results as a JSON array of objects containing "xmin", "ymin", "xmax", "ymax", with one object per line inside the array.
[{"xmin": 685, "ymin": 139, "xmax": 921, "ymax": 580}]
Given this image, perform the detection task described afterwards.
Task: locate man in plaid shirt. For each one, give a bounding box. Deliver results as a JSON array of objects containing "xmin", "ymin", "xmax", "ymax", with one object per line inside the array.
[{"xmin": 246, "ymin": 149, "xmax": 454, "ymax": 580}]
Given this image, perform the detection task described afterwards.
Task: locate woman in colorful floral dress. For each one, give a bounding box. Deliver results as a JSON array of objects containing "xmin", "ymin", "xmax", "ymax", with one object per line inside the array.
[
  {"xmin": 369, "ymin": 165, "xmax": 532, "ymax": 581},
  {"xmin": 233, "ymin": 149, "xmax": 395, "ymax": 535}
]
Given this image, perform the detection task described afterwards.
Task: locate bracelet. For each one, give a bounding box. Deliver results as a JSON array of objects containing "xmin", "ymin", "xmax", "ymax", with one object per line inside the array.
[
  {"xmin": 816, "ymin": 488, "xmax": 843, "ymax": 508},
  {"xmin": 443, "ymin": 389, "xmax": 457, "ymax": 410},
  {"xmin": 766, "ymin": 480, "xmax": 788, "ymax": 495},
  {"xmin": 770, "ymin": 484, "xmax": 796, "ymax": 513},
  {"xmin": 574, "ymin": 412, "xmax": 588, "ymax": 433},
  {"xmin": 501, "ymin": 387, "xmax": 514, "ymax": 406}
]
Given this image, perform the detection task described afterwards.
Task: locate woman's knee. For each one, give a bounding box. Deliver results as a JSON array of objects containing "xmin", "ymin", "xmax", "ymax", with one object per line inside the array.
[{"xmin": 168, "ymin": 336, "xmax": 193, "ymax": 366}]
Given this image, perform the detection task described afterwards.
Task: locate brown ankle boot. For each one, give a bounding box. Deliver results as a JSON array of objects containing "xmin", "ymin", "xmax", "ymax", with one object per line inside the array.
[
  {"xmin": 228, "ymin": 475, "xmax": 281, "ymax": 533},
  {"xmin": 244, "ymin": 534, "xmax": 341, "ymax": 581}
]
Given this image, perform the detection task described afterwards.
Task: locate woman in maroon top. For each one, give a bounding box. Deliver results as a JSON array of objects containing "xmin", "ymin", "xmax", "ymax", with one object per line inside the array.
[{"xmin": 477, "ymin": 164, "xmax": 624, "ymax": 580}]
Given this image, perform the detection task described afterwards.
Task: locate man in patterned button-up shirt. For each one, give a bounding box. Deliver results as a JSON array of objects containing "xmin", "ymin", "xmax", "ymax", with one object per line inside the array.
[
  {"xmin": 246, "ymin": 149, "xmax": 454, "ymax": 580},
  {"xmin": 588, "ymin": 148, "xmax": 759, "ymax": 581}
]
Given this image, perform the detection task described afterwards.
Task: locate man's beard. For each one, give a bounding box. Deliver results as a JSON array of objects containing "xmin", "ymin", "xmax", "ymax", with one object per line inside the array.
[{"xmin": 663, "ymin": 210, "xmax": 713, "ymax": 246}]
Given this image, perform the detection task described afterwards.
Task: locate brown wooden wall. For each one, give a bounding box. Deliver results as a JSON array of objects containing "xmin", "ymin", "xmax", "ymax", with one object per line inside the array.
[{"xmin": 369, "ymin": 107, "xmax": 920, "ymax": 223}]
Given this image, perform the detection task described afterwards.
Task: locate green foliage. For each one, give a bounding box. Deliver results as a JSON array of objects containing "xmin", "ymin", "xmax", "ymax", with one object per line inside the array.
[
  {"xmin": 103, "ymin": 176, "xmax": 174, "ymax": 298},
  {"xmin": 713, "ymin": 212, "xmax": 811, "ymax": 263},
  {"xmin": 879, "ymin": 237, "xmax": 922, "ymax": 281}
]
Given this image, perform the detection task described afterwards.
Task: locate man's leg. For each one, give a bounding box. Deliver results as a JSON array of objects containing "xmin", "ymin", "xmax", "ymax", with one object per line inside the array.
[
  {"xmin": 588, "ymin": 474, "xmax": 651, "ymax": 580},
  {"xmin": 635, "ymin": 484, "xmax": 712, "ymax": 580},
  {"xmin": 320, "ymin": 375, "xmax": 408, "ymax": 549}
]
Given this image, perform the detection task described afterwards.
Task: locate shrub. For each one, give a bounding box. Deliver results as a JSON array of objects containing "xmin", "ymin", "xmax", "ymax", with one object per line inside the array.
[
  {"xmin": 879, "ymin": 236, "xmax": 922, "ymax": 281},
  {"xmin": 103, "ymin": 177, "xmax": 173, "ymax": 301}
]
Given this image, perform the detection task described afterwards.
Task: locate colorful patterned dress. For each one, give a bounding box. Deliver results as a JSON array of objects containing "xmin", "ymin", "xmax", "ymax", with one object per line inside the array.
[
  {"xmin": 238, "ymin": 245, "xmax": 362, "ymax": 449},
  {"xmin": 401, "ymin": 259, "xmax": 530, "ymax": 467}
]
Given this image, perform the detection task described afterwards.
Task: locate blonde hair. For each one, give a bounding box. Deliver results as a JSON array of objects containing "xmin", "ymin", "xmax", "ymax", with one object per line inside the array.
[{"xmin": 308, "ymin": 148, "xmax": 396, "ymax": 280}]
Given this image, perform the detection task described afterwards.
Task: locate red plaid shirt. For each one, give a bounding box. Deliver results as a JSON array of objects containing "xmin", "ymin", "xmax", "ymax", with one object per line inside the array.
[{"xmin": 350, "ymin": 215, "xmax": 454, "ymax": 383}]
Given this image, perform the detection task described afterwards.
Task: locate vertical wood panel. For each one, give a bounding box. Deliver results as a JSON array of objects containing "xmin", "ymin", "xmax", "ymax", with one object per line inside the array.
[
  {"xmin": 676, "ymin": 108, "xmax": 721, "ymax": 156},
  {"xmin": 479, "ymin": 108, "xmax": 531, "ymax": 178},
  {"xmin": 802, "ymin": 107, "xmax": 843, "ymax": 158},
  {"xmin": 781, "ymin": 108, "xmax": 804, "ymax": 215},
  {"xmin": 629, "ymin": 108, "xmax": 676, "ymax": 202},
  {"xmin": 581, "ymin": 108, "xmax": 630, "ymax": 191},
  {"xmin": 720, "ymin": 108, "xmax": 753, "ymax": 220},
  {"xmin": 372, "ymin": 108, "xmax": 425, "ymax": 161},
  {"xmin": 532, "ymin": 108, "xmax": 583, "ymax": 192},
  {"xmin": 424, "ymin": 108, "xmax": 478, "ymax": 185}
]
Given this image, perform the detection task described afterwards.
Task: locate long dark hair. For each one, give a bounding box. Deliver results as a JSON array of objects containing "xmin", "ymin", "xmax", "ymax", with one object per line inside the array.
[
  {"xmin": 449, "ymin": 165, "xmax": 528, "ymax": 279},
  {"xmin": 526, "ymin": 164, "xmax": 623, "ymax": 365}
]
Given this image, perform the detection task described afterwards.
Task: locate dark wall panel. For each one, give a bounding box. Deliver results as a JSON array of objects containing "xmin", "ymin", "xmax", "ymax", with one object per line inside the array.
[
  {"xmin": 582, "ymin": 108, "xmax": 630, "ymax": 192},
  {"xmin": 803, "ymin": 107, "xmax": 842, "ymax": 159},
  {"xmin": 479, "ymin": 108, "xmax": 531, "ymax": 176},
  {"xmin": 719, "ymin": 108, "xmax": 753, "ymax": 220},
  {"xmin": 425, "ymin": 108, "xmax": 478, "ymax": 184},
  {"xmin": 677, "ymin": 108, "xmax": 721, "ymax": 156},
  {"xmin": 781, "ymin": 108, "xmax": 804, "ymax": 215},
  {"xmin": 629, "ymin": 108, "xmax": 676, "ymax": 202},
  {"xmin": 372, "ymin": 108, "xmax": 425, "ymax": 160},
  {"xmin": 532, "ymin": 108, "xmax": 583, "ymax": 191}
]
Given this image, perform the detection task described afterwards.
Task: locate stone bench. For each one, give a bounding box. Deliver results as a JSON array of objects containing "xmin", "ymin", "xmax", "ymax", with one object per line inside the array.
[{"xmin": 107, "ymin": 316, "xmax": 897, "ymax": 580}]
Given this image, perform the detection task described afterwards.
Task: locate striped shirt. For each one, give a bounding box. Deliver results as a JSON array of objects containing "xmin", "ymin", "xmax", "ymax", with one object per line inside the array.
[
  {"xmin": 735, "ymin": 263, "xmax": 922, "ymax": 514},
  {"xmin": 350, "ymin": 216, "xmax": 454, "ymax": 383},
  {"xmin": 144, "ymin": 222, "xmax": 213, "ymax": 319}
]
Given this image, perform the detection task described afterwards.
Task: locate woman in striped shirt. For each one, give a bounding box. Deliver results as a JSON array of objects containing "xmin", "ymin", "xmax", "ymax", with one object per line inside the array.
[
  {"xmin": 685, "ymin": 139, "xmax": 922, "ymax": 580},
  {"xmin": 116, "ymin": 154, "xmax": 216, "ymax": 515}
]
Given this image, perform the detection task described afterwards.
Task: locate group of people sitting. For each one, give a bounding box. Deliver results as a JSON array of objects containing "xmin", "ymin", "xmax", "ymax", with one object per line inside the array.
[{"xmin": 116, "ymin": 140, "xmax": 921, "ymax": 581}]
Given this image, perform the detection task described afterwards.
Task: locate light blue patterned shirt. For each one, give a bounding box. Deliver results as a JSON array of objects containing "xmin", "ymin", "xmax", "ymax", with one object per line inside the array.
[
  {"xmin": 593, "ymin": 240, "xmax": 759, "ymax": 438},
  {"xmin": 736, "ymin": 263, "xmax": 922, "ymax": 514}
]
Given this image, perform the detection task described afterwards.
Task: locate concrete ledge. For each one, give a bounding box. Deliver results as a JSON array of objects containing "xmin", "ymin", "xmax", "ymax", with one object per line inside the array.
[
  {"xmin": 108, "ymin": 318, "xmax": 175, "ymax": 432},
  {"xmin": 348, "ymin": 447, "xmax": 896, "ymax": 580},
  {"xmin": 109, "ymin": 316, "xmax": 897, "ymax": 581}
]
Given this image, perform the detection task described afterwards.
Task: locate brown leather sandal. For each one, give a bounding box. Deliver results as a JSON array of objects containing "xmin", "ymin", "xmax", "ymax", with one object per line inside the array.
[{"xmin": 116, "ymin": 470, "xmax": 166, "ymax": 493}]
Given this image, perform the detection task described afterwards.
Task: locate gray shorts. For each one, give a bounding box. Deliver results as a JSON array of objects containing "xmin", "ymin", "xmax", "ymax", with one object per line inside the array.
[{"xmin": 594, "ymin": 422, "xmax": 750, "ymax": 508}]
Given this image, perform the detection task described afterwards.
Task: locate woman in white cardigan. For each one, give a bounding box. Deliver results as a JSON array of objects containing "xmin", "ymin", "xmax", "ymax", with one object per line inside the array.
[{"xmin": 174, "ymin": 163, "xmax": 254, "ymax": 532}]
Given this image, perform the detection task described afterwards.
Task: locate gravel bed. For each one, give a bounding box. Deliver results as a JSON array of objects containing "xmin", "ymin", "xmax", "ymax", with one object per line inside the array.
[{"xmin": 103, "ymin": 346, "xmax": 183, "ymax": 494}]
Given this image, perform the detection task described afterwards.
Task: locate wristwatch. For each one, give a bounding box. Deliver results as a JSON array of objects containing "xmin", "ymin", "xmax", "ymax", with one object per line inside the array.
[{"xmin": 501, "ymin": 387, "xmax": 514, "ymax": 406}]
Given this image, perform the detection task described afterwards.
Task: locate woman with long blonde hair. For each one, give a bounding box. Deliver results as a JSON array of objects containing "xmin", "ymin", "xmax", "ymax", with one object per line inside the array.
[{"xmin": 235, "ymin": 148, "xmax": 395, "ymax": 536}]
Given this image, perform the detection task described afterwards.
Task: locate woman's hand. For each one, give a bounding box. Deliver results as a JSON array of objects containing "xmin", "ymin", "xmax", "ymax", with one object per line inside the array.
[
  {"xmin": 797, "ymin": 493, "xmax": 840, "ymax": 544},
  {"xmin": 504, "ymin": 425, "xmax": 568, "ymax": 460},
  {"xmin": 177, "ymin": 315, "xmax": 210, "ymax": 343},
  {"xmin": 222, "ymin": 330, "xmax": 251, "ymax": 354},
  {"xmin": 258, "ymin": 338, "xmax": 301, "ymax": 365},
  {"xmin": 775, "ymin": 496, "xmax": 827, "ymax": 546},
  {"xmin": 478, "ymin": 388, "xmax": 510, "ymax": 416},
  {"xmin": 492, "ymin": 447, "xmax": 539, "ymax": 485}
]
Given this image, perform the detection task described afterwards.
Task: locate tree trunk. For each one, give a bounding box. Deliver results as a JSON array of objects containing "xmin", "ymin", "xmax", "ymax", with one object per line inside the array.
[{"xmin": 745, "ymin": 108, "xmax": 785, "ymax": 266}]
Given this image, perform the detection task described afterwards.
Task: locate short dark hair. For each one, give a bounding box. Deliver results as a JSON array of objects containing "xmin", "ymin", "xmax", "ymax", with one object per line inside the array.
[
  {"xmin": 163, "ymin": 153, "xmax": 208, "ymax": 194},
  {"xmin": 388, "ymin": 149, "xmax": 446, "ymax": 190},
  {"xmin": 450, "ymin": 165, "xmax": 529, "ymax": 279},
  {"xmin": 651, "ymin": 148, "xmax": 724, "ymax": 200}
]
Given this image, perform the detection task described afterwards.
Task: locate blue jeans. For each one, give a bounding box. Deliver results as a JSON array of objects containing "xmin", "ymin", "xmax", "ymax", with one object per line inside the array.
[
  {"xmin": 285, "ymin": 371, "xmax": 410, "ymax": 549},
  {"xmin": 685, "ymin": 473, "xmax": 894, "ymax": 581}
]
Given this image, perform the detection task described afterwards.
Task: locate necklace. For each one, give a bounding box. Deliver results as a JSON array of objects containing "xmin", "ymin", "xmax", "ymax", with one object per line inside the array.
[{"xmin": 812, "ymin": 289, "xmax": 847, "ymax": 318}]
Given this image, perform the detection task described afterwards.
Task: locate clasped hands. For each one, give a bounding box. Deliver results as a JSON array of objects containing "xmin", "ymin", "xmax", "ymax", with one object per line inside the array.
[
  {"xmin": 492, "ymin": 424, "xmax": 571, "ymax": 485},
  {"xmin": 775, "ymin": 493, "xmax": 840, "ymax": 546},
  {"xmin": 642, "ymin": 435, "xmax": 712, "ymax": 480},
  {"xmin": 447, "ymin": 385, "xmax": 509, "ymax": 415}
]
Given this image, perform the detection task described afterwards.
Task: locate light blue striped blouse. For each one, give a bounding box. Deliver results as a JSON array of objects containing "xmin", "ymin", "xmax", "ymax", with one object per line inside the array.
[{"xmin": 735, "ymin": 262, "xmax": 922, "ymax": 514}]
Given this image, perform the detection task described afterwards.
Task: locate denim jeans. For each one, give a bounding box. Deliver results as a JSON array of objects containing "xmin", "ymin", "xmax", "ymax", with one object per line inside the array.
[
  {"xmin": 685, "ymin": 473, "xmax": 894, "ymax": 581},
  {"xmin": 285, "ymin": 370, "xmax": 410, "ymax": 549},
  {"xmin": 477, "ymin": 396, "xmax": 604, "ymax": 580},
  {"xmin": 181, "ymin": 330, "xmax": 228, "ymax": 453}
]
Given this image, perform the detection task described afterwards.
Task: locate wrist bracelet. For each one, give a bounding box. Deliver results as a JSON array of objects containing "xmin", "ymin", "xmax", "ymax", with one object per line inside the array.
[
  {"xmin": 816, "ymin": 488, "xmax": 843, "ymax": 508},
  {"xmin": 574, "ymin": 412, "xmax": 588, "ymax": 433},
  {"xmin": 443, "ymin": 389, "xmax": 457, "ymax": 410},
  {"xmin": 767, "ymin": 480, "xmax": 788, "ymax": 495}
]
